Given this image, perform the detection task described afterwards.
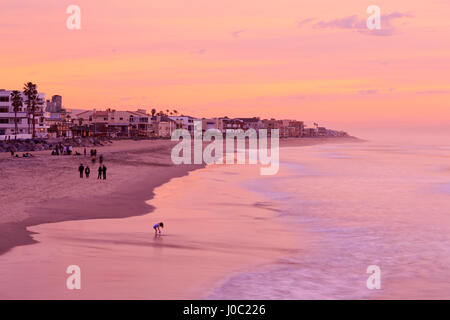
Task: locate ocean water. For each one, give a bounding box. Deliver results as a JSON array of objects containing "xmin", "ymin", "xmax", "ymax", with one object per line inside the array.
[{"xmin": 208, "ymin": 140, "xmax": 450, "ymax": 299}]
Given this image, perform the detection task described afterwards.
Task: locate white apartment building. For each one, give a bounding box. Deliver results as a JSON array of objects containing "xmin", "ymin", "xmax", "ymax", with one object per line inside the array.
[{"xmin": 0, "ymin": 89, "xmax": 48, "ymax": 139}]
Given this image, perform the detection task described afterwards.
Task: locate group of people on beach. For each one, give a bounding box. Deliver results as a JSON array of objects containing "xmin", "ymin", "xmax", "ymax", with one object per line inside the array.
[
  {"xmin": 78, "ymin": 163, "xmax": 107, "ymax": 180},
  {"xmin": 85, "ymin": 148, "xmax": 104, "ymax": 164},
  {"xmin": 51, "ymin": 143, "xmax": 75, "ymax": 156},
  {"xmin": 10, "ymin": 150, "xmax": 33, "ymax": 158}
]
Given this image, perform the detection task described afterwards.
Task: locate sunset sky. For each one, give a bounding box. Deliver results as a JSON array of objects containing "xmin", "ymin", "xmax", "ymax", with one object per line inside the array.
[{"xmin": 2, "ymin": 0, "xmax": 450, "ymax": 131}]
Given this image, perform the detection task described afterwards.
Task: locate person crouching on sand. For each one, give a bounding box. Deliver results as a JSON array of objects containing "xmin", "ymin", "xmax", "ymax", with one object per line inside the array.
[{"xmin": 153, "ymin": 222, "xmax": 164, "ymax": 235}]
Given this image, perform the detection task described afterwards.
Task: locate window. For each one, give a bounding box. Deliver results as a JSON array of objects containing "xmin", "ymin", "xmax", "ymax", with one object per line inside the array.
[
  {"xmin": 0, "ymin": 118, "xmax": 9, "ymax": 123},
  {"xmin": 0, "ymin": 108, "xmax": 9, "ymax": 113},
  {"xmin": 0, "ymin": 96, "xmax": 9, "ymax": 102}
]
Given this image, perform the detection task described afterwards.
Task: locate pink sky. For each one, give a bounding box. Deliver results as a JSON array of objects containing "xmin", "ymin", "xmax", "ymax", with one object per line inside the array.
[{"xmin": 2, "ymin": 0, "xmax": 450, "ymax": 130}]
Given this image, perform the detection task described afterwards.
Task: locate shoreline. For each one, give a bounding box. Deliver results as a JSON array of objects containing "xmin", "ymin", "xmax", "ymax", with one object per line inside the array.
[
  {"xmin": 0, "ymin": 136, "xmax": 362, "ymax": 299},
  {"xmin": 0, "ymin": 136, "xmax": 361, "ymax": 257},
  {"xmin": 0, "ymin": 140, "xmax": 204, "ymax": 255}
]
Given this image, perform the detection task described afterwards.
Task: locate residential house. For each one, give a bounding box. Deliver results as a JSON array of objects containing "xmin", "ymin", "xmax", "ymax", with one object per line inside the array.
[
  {"xmin": 221, "ymin": 118, "xmax": 245, "ymax": 131},
  {"xmin": 168, "ymin": 115, "xmax": 196, "ymax": 134},
  {"xmin": 237, "ymin": 117, "xmax": 265, "ymax": 131},
  {"xmin": 46, "ymin": 111, "xmax": 73, "ymax": 138},
  {"xmin": 201, "ymin": 118, "xmax": 224, "ymax": 133},
  {"xmin": 155, "ymin": 115, "xmax": 177, "ymax": 138}
]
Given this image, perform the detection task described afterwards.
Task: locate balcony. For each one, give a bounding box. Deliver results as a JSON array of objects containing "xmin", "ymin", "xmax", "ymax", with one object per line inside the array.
[
  {"xmin": 0, "ymin": 123, "xmax": 29, "ymax": 129},
  {"xmin": 0, "ymin": 112, "xmax": 28, "ymax": 117}
]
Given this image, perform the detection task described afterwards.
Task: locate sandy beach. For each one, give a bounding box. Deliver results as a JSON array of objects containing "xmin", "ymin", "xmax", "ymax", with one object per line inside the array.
[
  {"xmin": 0, "ymin": 139, "xmax": 204, "ymax": 254},
  {"xmin": 0, "ymin": 136, "xmax": 358, "ymax": 299}
]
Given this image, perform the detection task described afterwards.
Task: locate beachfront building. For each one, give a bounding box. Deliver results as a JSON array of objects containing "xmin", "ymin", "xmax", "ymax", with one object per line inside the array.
[
  {"xmin": 71, "ymin": 109, "xmax": 108, "ymax": 137},
  {"xmin": 200, "ymin": 118, "xmax": 224, "ymax": 133},
  {"xmin": 260, "ymin": 119, "xmax": 305, "ymax": 138},
  {"xmin": 46, "ymin": 111, "xmax": 73, "ymax": 138},
  {"xmin": 46, "ymin": 95, "xmax": 63, "ymax": 113},
  {"xmin": 105, "ymin": 110, "xmax": 132, "ymax": 137},
  {"xmin": 126, "ymin": 109, "xmax": 152, "ymax": 137},
  {"xmin": 45, "ymin": 95, "xmax": 72, "ymax": 138},
  {"xmin": 326, "ymin": 129, "xmax": 348, "ymax": 137},
  {"xmin": 100, "ymin": 109, "xmax": 153, "ymax": 137},
  {"xmin": 168, "ymin": 115, "xmax": 196, "ymax": 134},
  {"xmin": 317, "ymin": 127, "xmax": 328, "ymax": 136},
  {"xmin": 154, "ymin": 115, "xmax": 177, "ymax": 138},
  {"xmin": 222, "ymin": 118, "xmax": 245, "ymax": 131},
  {"xmin": 0, "ymin": 89, "xmax": 48, "ymax": 140},
  {"xmin": 261, "ymin": 119, "xmax": 281, "ymax": 137},
  {"xmin": 238, "ymin": 117, "xmax": 265, "ymax": 131},
  {"xmin": 280, "ymin": 120, "xmax": 304, "ymax": 138},
  {"xmin": 0, "ymin": 89, "xmax": 28, "ymax": 139},
  {"xmin": 302, "ymin": 127, "xmax": 317, "ymax": 137},
  {"xmin": 70, "ymin": 108, "xmax": 155, "ymax": 138}
]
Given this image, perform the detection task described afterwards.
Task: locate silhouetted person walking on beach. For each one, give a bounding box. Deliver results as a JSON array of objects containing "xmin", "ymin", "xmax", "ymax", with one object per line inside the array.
[
  {"xmin": 78, "ymin": 164, "xmax": 84, "ymax": 178},
  {"xmin": 97, "ymin": 166, "xmax": 102, "ymax": 179},
  {"xmin": 99, "ymin": 154, "xmax": 103, "ymax": 164},
  {"xmin": 102, "ymin": 165, "xmax": 107, "ymax": 180},
  {"xmin": 85, "ymin": 166, "xmax": 91, "ymax": 178}
]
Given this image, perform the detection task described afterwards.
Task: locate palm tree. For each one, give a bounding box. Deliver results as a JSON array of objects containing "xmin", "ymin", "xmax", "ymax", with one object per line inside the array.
[
  {"xmin": 173, "ymin": 109, "xmax": 178, "ymax": 116},
  {"xmin": 151, "ymin": 108, "xmax": 156, "ymax": 117},
  {"xmin": 23, "ymin": 82, "xmax": 38, "ymax": 138},
  {"xmin": 36, "ymin": 95, "xmax": 45, "ymax": 133},
  {"xmin": 10, "ymin": 91, "xmax": 23, "ymax": 136}
]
